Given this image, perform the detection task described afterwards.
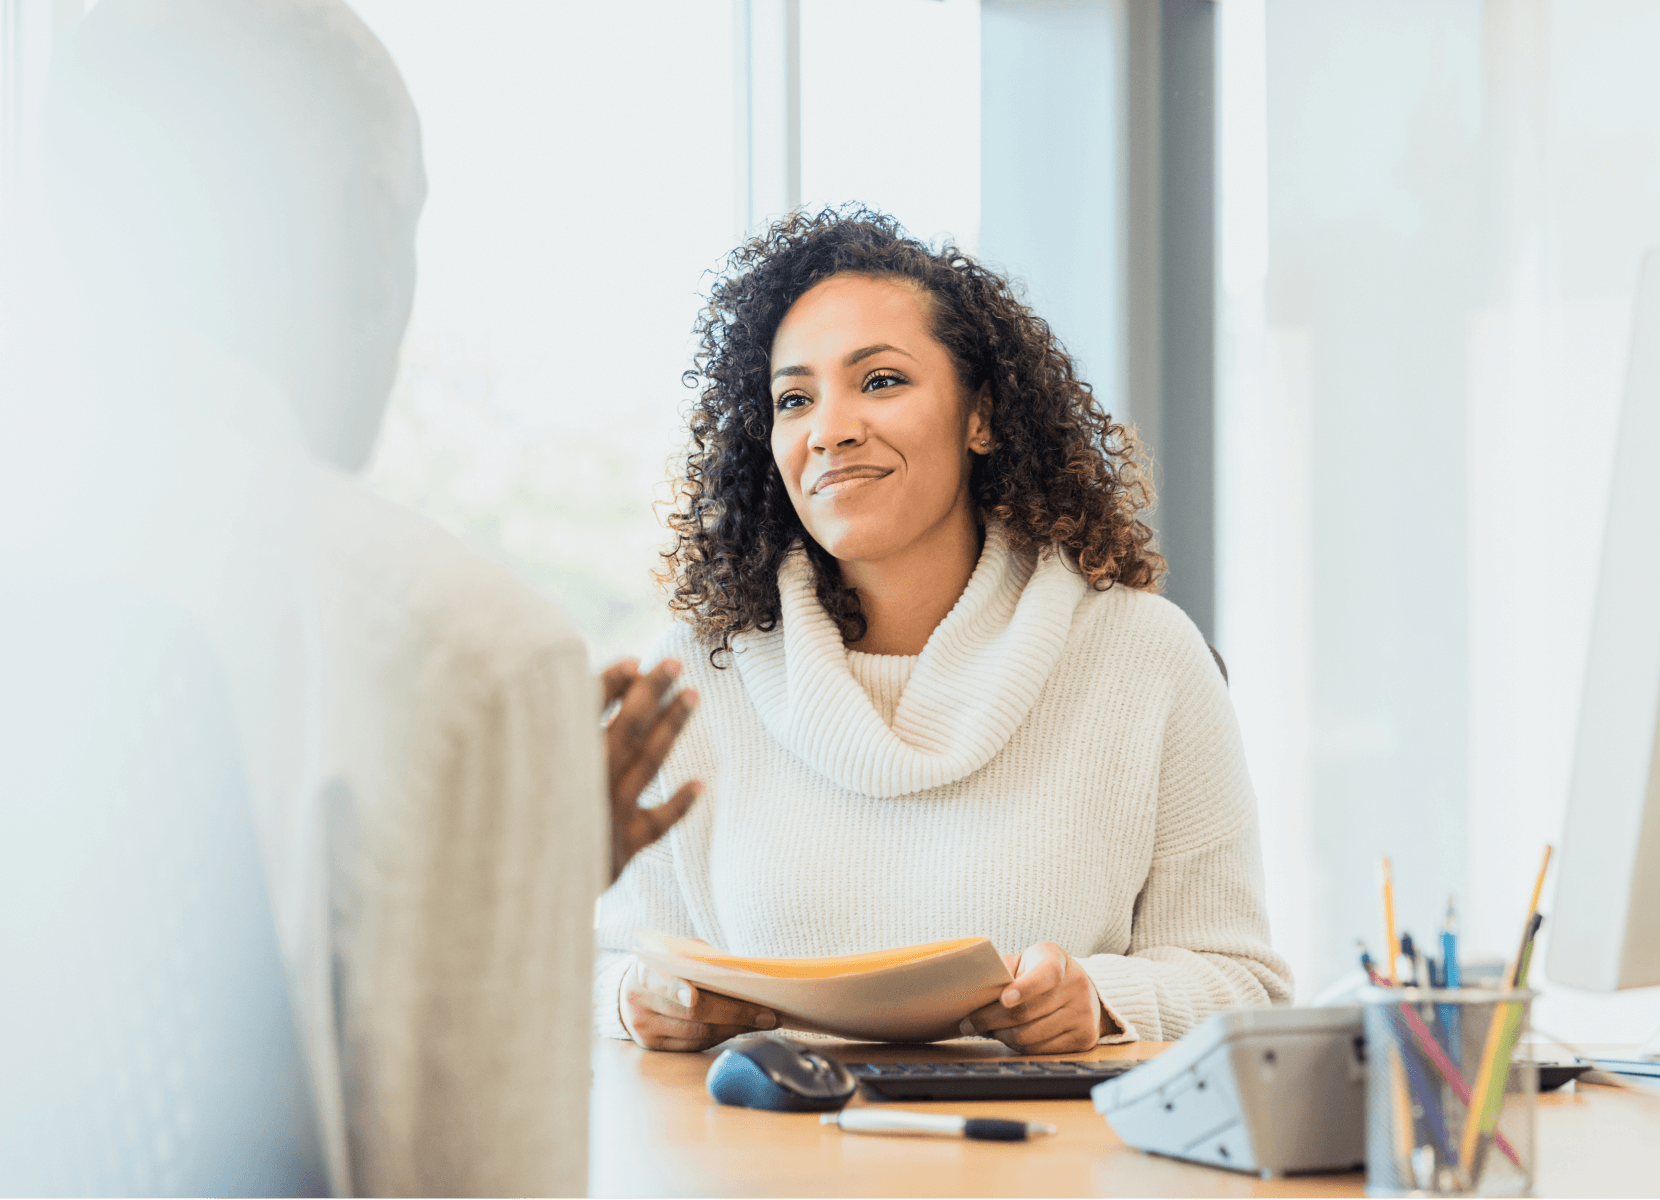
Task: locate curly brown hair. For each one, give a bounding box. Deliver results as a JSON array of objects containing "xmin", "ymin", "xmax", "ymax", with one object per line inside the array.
[{"xmin": 662, "ymin": 206, "xmax": 1163, "ymax": 658}]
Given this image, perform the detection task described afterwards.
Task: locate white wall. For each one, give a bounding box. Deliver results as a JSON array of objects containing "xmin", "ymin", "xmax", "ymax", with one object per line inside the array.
[
  {"xmin": 1220, "ymin": 0, "xmax": 1660, "ymax": 1043},
  {"xmin": 0, "ymin": 0, "xmax": 60, "ymax": 218}
]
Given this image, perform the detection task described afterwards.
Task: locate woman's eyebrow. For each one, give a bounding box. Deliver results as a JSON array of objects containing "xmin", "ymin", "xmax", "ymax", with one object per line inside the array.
[
  {"xmin": 845, "ymin": 343, "xmax": 914, "ymax": 366},
  {"xmin": 770, "ymin": 343, "xmax": 915, "ymax": 381}
]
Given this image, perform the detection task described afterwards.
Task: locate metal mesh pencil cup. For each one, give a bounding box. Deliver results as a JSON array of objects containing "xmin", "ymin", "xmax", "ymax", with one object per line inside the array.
[{"xmin": 1360, "ymin": 987, "xmax": 1536, "ymax": 1197}]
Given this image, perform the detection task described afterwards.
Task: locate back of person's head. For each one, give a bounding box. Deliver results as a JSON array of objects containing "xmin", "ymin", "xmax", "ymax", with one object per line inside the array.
[{"xmin": 44, "ymin": 0, "xmax": 426, "ymax": 470}]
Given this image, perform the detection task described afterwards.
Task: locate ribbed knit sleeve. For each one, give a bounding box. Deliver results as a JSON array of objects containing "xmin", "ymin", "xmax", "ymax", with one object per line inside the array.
[
  {"xmin": 339, "ymin": 642, "xmax": 606, "ymax": 1198},
  {"xmin": 1077, "ymin": 621, "xmax": 1294, "ymax": 1042}
]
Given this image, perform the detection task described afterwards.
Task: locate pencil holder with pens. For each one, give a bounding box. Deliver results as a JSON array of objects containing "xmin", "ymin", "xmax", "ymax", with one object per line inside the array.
[{"xmin": 1361, "ymin": 987, "xmax": 1536, "ymax": 1197}]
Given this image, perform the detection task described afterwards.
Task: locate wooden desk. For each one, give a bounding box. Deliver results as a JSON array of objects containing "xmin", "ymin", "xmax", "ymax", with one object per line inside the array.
[{"xmin": 588, "ymin": 1036, "xmax": 1660, "ymax": 1197}]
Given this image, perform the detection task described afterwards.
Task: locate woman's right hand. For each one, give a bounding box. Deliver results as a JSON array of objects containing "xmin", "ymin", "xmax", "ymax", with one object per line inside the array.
[{"xmin": 620, "ymin": 957, "xmax": 779, "ymax": 1051}]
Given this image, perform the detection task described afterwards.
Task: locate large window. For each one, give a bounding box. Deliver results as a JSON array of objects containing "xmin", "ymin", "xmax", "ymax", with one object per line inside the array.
[
  {"xmin": 353, "ymin": 0, "xmax": 987, "ymax": 665},
  {"xmin": 799, "ymin": 0, "xmax": 980, "ymax": 251},
  {"xmin": 19, "ymin": 0, "xmax": 1654, "ymax": 1038},
  {"xmin": 350, "ymin": 1, "xmax": 736, "ymax": 664}
]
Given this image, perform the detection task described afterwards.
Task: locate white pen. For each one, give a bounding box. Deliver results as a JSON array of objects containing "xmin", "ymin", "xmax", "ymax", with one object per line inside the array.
[{"xmin": 821, "ymin": 1109, "xmax": 1057, "ymax": 1142}]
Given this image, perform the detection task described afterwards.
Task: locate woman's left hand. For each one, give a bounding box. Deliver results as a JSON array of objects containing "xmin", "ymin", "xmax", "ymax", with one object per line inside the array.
[{"xmin": 959, "ymin": 942, "xmax": 1106, "ymax": 1054}]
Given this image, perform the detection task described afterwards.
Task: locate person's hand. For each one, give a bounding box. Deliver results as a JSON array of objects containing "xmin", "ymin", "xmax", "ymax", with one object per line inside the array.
[
  {"xmin": 601, "ymin": 658, "xmax": 702, "ymax": 882},
  {"xmin": 959, "ymin": 942, "xmax": 1109, "ymax": 1054},
  {"xmin": 619, "ymin": 956, "xmax": 779, "ymax": 1051}
]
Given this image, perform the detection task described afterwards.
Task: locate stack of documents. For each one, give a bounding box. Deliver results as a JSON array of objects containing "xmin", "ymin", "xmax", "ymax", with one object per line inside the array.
[{"xmin": 631, "ymin": 930, "xmax": 1014, "ymax": 1042}]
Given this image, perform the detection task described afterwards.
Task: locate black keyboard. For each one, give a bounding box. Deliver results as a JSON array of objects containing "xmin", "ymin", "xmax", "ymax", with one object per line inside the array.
[{"xmin": 843, "ymin": 1059, "xmax": 1140, "ymax": 1101}]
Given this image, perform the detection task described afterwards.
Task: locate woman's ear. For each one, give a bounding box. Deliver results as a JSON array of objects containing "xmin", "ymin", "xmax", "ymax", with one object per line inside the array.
[{"xmin": 966, "ymin": 383, "xmax": 994, "ymax": 455}]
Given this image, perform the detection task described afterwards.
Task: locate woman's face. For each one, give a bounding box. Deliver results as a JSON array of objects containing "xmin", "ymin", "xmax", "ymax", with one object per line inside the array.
[{"xmin": 768, "ymin": 274, "xmax": 988, "ymax": 566}]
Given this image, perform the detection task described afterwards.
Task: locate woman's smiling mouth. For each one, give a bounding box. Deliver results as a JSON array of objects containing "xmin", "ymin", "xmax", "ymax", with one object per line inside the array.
[{"xmin": 810, "ymin": 465, "xmax": 893, "ymax": 496}]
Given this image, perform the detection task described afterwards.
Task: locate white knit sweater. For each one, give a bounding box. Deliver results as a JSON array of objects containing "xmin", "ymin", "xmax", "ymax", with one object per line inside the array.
[
  {"xmin": 12, "ymin": 320, "xmax": 604, "ymax": 1196},
  {"xmin": 594, "ymin": 527, "xmax": 1293, "ymax": 1043}
]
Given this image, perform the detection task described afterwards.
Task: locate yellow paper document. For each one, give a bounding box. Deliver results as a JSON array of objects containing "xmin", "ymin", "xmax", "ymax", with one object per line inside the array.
[{"xmin": 631, "ymin": 930, "xmax": 1015, "ymax": 1042}]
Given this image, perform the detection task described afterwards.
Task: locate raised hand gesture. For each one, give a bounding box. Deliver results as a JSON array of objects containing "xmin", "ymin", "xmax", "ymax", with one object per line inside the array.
[{"xmin": 600, "ymin": 658, "xmax": 702, "ymax": 882}]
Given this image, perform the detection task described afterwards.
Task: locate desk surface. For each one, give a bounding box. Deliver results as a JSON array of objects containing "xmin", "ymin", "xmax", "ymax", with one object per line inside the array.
[{"xmin": 589, "ymin": 1035, "xmax": 1660, "ymax": 1197}]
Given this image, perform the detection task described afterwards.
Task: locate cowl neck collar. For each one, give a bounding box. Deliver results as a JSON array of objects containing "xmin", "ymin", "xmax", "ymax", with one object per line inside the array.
[{"xmin": 731, "ymin": 525, "xmax": 1087, "ymax": 798}]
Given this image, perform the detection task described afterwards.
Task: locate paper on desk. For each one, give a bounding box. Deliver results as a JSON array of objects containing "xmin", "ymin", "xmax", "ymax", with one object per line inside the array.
[
  {"xmin": 631, "ymin": 930, "xmax": 1014, "ymax": 1042},
  {"xmin": 1581, "ymin": 1066, "xmax": 1660, "ymax": 1094}
]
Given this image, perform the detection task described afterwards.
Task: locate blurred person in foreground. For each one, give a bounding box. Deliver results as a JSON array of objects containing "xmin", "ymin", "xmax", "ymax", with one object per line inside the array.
[{"xmin": 17, "ymin": 0, "xmax": 699, "ymax": 1193}]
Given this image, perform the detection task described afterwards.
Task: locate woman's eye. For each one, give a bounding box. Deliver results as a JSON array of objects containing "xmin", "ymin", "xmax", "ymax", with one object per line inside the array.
[
  {"xmin": 775, "ymin": 391, "xmax": 810, "ymax": 411},
  {"xmin": 864, "ymin": 371, "xmax": 905, "ymax": 392}
]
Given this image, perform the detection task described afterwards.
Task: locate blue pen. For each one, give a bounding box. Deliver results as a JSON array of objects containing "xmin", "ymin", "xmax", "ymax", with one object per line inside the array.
[
  {"xmin": 1440, "ymin": 895, "xmax": 1462, "ymax": 1069},
  {"xmin": 1389, "ymin": 1008, "xmax": 1456, "ymax": 1166},
  {"xmin": 1441, "ymin": 894, "xmax": 1461, "ymax": 988},
  {"xmin": 1357, "ymin": 938, "xmax": 1384, "ymax": 985}
]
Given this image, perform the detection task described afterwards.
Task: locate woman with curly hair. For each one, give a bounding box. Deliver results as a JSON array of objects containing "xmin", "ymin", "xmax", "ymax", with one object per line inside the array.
[{"xmin": 594, "ymin": 208, "xmax": 1292, "ymax": 1054}]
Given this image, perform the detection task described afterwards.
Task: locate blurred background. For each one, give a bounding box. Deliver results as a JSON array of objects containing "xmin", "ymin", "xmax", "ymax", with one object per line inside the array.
[{"xmin": 4, "ymin": 0, "xmax": 1658, "ymax": 1044}]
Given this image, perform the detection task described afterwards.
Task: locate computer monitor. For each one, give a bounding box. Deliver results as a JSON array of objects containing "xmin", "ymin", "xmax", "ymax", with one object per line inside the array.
[{"xmin": 1548, "ymin": 249, "xmax": 1660, "ymax": 994}]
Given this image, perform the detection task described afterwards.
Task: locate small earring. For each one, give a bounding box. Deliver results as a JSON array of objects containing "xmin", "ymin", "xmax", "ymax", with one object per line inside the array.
[{"xmin": 978, "ymin": 439, "xmax": 991, "ymax": 451}]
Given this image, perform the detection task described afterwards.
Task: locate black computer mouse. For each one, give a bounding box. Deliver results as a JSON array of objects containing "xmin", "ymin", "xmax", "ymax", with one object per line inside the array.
[{"xmin": 705, "ymin": 1035, "xmax": 857, "ymax": 1112}]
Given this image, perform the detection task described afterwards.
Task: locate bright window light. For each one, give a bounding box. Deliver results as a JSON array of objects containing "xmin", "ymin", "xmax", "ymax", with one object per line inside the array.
[
  {"xmin": 799, "ymin": 0, "xmax": 980, "ymax": 251},
  {"xmin": 350, "ymin": 0, "xmax": 736, "ymax": 664},
  {"xmin": 351, "ymin": 1, "xmax": 982, "ymax": 664}
]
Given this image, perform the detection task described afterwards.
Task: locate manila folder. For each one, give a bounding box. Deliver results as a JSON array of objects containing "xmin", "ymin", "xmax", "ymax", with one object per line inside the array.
[{"xmin": 631, "ymin": 930, "xmax": 1013, "ymax": 1042}]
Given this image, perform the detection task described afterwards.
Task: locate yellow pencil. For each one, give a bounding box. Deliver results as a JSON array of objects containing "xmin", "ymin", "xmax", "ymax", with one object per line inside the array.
[
  {"xmin": 1460, "ymin": 844, "xmax": 1554, "ymax": 1167},
  {"xmin": 1512, "ymin": 846, "xmax": 1553, "ymax": 987},
  {"xmin": 1380, "ymin": 856, "xmax": 1400, "ymax": 986},
  {"xmin": 1389, "ymin": 1041, "xmax": 1416, "ymax": 1173}
]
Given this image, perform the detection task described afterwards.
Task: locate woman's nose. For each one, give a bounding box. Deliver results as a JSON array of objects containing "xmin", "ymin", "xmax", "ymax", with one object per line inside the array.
[{"xmin": 808, "ymin": 391, "xmax": 865, "ymax": 453}]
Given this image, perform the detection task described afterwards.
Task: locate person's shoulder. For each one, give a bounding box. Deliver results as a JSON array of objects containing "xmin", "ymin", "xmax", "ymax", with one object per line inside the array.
[
  {"xmin": 643, "ymin": 619, "xmax": 702, "ymax": 666},
  {"xmin": 1073, "ymin": 581, "xmax": 1219, "ymax": 682},
  {"xmin": 303, "ymin": 469, "xmax": 587, "ymax": 678},
  {"xmin": 1075, "ymin": 580, "xmax": 1196, "ymax": 641},
  {"xmin": 641, "ymin": 619, "xmax": 741, "ymax": 689}
]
